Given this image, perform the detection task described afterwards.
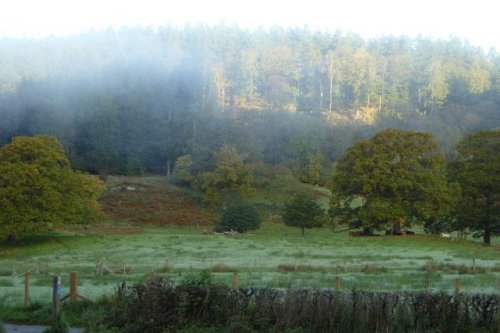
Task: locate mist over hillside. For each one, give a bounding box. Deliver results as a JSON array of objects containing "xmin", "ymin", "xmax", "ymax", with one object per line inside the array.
[{"xmin": 0, "ymin": 26, "xmax": 499, "ymax": 175}]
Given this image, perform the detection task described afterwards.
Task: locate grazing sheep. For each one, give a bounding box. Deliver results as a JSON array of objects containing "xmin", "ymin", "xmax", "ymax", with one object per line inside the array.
[{"xmin": 441, "ymin": 232, "xmax": 452, "ymax": 240}]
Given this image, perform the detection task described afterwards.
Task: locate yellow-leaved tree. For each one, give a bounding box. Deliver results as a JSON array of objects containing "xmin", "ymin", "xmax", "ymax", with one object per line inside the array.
[
  {"xmin": 200, "ymin": 144, "xmax": 254, "ymax": 207},
  {"xmin": 0, "ymin": 135, "xmax": 104, "ymax": 241}
]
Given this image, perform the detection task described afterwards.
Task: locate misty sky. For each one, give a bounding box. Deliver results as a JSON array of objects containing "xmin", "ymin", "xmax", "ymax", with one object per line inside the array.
[{"xmin": 0, "ymin": 0, "xmax": 498, "ymax": 51}]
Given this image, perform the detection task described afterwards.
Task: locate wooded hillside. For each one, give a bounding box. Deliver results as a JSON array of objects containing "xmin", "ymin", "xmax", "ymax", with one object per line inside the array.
[{"xmin": 0, "ymin": 26, "xmax": 498, "ymax": 175}]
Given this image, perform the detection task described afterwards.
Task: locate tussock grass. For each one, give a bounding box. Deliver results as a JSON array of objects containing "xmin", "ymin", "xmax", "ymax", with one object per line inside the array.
[
  {"xmin": 423, "ymin": 261, "xmax": 488, "ymax": 274},
  {"xmin": 0, "ymin": 279, "xmax": 14, "ymax": 287},
  {"xmin": 361, "ymin": 264, "xmax": 388, "ymax": 273},
  {"xmin": 211, "ymin": 263, "xmax": 237, "ymax": 272},
  {"xmin": 0, "ymin": 269, "xmax": 12, "ymax": 277},
  {"xmin": 156, "ymin": 264, "xmax": 172, "ymax": 274},
  {"xmin": 277, "ymin": 263, "xmax": 327, "ymax": 272},
  {"xmin": 31, "ymin": 276, "xmax": 54, "ymax": 286},
  {"xmin": 113, "ymin": 265, "xmax": 133, "ymax": 275},
  {"xmin": 0, "ymin": 250, "xmax": 16, "ymax": 258}
]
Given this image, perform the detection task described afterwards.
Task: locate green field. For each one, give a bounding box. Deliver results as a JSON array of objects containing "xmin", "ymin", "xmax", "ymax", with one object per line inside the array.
[
  {"xmin": 1, "ymin": 223, "xmax": 499, "ymax": 306},
  {"xmin": 0, "ymin": 176, "xmax": 499, "ymax": 307}
]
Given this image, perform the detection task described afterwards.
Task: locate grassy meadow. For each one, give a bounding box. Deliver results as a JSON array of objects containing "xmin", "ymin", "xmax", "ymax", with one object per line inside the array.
[{"xmin": 0, "ymin": 176, "xmax": 499, "ymax": 308}]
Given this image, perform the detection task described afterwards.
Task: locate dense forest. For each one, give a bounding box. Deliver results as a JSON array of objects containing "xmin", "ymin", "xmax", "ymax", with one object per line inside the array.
[{"xmin": 0, "ymin": 25, "xmax": 499, "ymax": 177}]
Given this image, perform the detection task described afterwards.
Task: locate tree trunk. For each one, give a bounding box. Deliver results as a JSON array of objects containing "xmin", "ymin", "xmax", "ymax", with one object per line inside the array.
[
  {"xmin": 379, "ymin": 70, "xmax": 385, "ymax": 112},
  {"xmin": 484, "ymin": 193, "xmax": 493, "ymax": 245},
  {"xmin": 319, "ymin": 79, "xmax": 323, "ymax": 110},
  {"xmin": 484, "ymin": 226, "xmax": 491, "ymax": 245},
  {"xmin": 301, "ymin": 227, "xmax": 305, "ymax": 236},
  {"xmin": 392, "ymin": 221, "xmax": 401, "ymax": 235},
  {"xmin": 329, "ymin": 59, "xmax": 333, "ymax": 112}
]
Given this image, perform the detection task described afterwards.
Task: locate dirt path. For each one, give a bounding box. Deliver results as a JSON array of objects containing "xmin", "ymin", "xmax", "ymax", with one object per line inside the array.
[{"xmin": 3, "ymin": 324, "xmax": 84, "ymax": 333}]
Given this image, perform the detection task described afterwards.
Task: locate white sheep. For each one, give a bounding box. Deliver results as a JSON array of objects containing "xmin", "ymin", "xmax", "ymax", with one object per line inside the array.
[{"xmin": 441, "ymin": 232, "xmax": 452, "ymax": 240}]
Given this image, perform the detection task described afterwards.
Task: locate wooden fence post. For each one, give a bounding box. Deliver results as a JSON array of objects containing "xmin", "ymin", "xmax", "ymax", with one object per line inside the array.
[
  {"xmin": 335, "ymin": 275, "xmax": 341, "ymax": 292},
  {"xmin": 52, "ymin": 276, "xmax": 61, "ymax": 323},
  {"xmin": 232, "ymin": 272, "xmax": 239, "ymax": 290},
  {"xmin": 70, "ymin": 272, "xmax": 77, "ymax": 302},
  {"xmin": 24, "ymin": 272, "xmax": 30, "ymax": 306},
  {"xmin": 455, "ymin": 278, "xmax": 461, "ymax": 295}
]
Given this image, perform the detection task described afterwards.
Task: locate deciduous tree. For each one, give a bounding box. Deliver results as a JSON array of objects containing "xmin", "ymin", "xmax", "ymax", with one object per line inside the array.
[
  {"xmin": 300, "ymin": 152, "xmax": 324, "ymax": 186},
  {"xmin": 0, "ymin": 135, "xmax": 104, "ymax": 240},
  {"xmin": 282, "ymin": 192, "xmax": 324, "ymax": 236},
  {"xmin": 330, "ymin": 129, "xmax": 457, "ymax": 234},
  {"xmin": 448, "ymin": 130, "xmax": 500, "ymax": 245},
  {"xmin": 200, "ymin": 144, "xmax": 254, "ymax": 206},
  {"xmin": 173, "ymin": 155, "xmax": 194, "ymax": 185}
]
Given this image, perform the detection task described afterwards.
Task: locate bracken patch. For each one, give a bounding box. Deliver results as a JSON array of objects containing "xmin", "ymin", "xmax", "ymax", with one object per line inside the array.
[{"xmin": 99, "ymin": 181, "xmax": 215, "ymax": 226}]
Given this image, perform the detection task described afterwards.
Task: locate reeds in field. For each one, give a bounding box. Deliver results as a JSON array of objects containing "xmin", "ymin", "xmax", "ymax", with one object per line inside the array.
[{"xmin": 277, "ymin": 263, "xmax": 327, "ymax": 272}]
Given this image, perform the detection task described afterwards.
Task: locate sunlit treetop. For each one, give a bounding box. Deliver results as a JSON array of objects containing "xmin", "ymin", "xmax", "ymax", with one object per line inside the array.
[{"xmin": 0, "ymin": 135, "xmax": 104, "ymax": 240}]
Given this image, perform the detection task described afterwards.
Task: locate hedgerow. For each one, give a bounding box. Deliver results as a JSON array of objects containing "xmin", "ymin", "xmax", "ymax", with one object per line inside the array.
[{"xmin": 101, "ymin": 274, "xmax": 500, "ymax": 333}]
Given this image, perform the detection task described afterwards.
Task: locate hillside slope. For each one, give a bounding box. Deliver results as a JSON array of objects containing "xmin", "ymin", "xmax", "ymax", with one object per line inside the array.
[{"xmin": 99, "ymin": 176, "xmax": 215, "ymax": 226}]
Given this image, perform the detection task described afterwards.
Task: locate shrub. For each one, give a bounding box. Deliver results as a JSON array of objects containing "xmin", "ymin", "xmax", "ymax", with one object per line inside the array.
[
  {"xmin": 216, "ymin": 204, "xmax": 261, "ymax": 233},
  {"xmin": 99, "ymin": 277, "xmax": 500, "ymax": 333}
]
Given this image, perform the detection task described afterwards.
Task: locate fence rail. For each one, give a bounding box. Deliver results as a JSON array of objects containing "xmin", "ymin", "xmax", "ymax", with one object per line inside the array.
[{"xmin": 21, "ymin": 270, "xmax": 475, "ymax": 308}]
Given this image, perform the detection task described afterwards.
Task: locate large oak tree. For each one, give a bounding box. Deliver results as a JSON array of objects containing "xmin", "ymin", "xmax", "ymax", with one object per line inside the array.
[
  {"xmin": 0, "ymin": 135, "xmax": 104, "ymax": 240},
  {"xmin": 330, "ymin": 129, "xmax": 457, "ymax": 234},
  {"xmin": 448, "ymin": 130, "xmax": 500, "ymax": 245}
]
